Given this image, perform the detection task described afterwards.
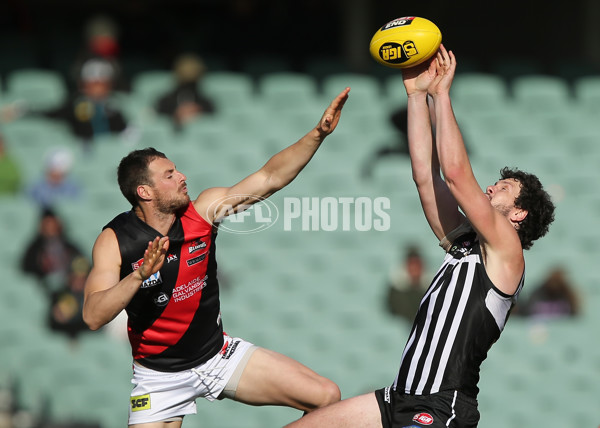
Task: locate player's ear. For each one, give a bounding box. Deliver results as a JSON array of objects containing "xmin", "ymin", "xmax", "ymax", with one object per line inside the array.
[
  {"xmin": 511, "ymin": 208, "xmax": 527, "ymax": 224},
  {"xmin": 137, "ymin": 184, "xmax": 152, "ymax": 201}
]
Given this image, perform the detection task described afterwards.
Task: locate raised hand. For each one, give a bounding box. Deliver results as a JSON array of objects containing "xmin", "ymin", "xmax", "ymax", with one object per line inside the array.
[
  {"xmin": 402, "ymin": 56, "xmax": 438, "ymax": 96},
  {"xmin": 316, "ymin": 87, "xmax": 350, "ymax": 138},
  {"xmin": 137, "ymin": 236, "xmax": 170, "ymax": 281},
  {"xmin": 428, "ymin": 44, "xmax": 457, "ymax": 97}
]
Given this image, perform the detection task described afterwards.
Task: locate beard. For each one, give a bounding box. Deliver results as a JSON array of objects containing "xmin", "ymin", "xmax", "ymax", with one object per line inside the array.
[
  {"xmin": 492, "ymin": 201, "xmax": 513, "ymax": 217},
  {"xmin": 155, "ymin": 190, "xmax": 191, "ymax": 215}
]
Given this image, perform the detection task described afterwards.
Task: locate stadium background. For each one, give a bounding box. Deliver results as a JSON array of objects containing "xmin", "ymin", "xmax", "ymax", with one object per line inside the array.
[{"xmin": 0, "ymin": 1, "xmax": 599, "ymax": 427}]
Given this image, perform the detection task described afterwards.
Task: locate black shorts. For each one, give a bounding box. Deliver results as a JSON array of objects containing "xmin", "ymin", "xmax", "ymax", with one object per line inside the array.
[{"xmin": 374, "ymin": 387, "xmax": 480, "ymax": 428}]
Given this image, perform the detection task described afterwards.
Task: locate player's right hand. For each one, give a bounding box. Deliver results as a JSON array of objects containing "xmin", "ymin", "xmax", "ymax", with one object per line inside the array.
[
  {"xmin": 137, "ymin": 236, "xmax": 169, "ymax": 282},
  {"xmin": 402, "ymin": 56, "xmax": 438, "ymax": 96}
]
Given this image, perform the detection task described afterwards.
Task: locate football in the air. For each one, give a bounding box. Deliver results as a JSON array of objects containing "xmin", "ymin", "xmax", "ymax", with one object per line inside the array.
[{"xmin": 369, "ymin": 16, "xmax": 442, "ymax": 69}]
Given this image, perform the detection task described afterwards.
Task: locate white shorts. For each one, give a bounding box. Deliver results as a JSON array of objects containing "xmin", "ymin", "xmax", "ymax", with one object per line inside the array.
[{"xmin": 128, "ymin": 334, "xmax": 257, "ymax": 425}]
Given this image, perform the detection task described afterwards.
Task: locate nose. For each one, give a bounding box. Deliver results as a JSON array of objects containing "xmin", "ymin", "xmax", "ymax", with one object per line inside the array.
[{"xmin": 486, "ymin": 185, "xmax": 494, "ymax": 195}]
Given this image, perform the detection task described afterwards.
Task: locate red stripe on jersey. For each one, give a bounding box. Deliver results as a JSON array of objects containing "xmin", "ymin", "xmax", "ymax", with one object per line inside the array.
[{"xmin": 129, "ymin": 203, "xmax": 214, "ymax": 358}]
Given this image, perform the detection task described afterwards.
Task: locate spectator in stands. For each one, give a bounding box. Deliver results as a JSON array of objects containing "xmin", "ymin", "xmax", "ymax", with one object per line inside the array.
[
  {"xmin": 44, "ymin": 57, "xmax": 128, "ymax": 145},
  {"xmin": 0, "ymin": 134, "xmax": 22, "ymax": 196},
  {"xmin": 21, "ymin": 207, "xmax": 85, "ymax": 294},
  {"xmin": 155, "ymin": 53, "xmax": 216, "ymax": 131},
  {"xmin": 519, "ymin": 267, "xmax": 580, "ymax": 319},
  {"xmin": 0, "ymin": 58, "xmax": 128, "ymax": 146},
  {"xmin": 48, "ymin": 255, "xmax": 91, "ymax": 341},
  {"xmin": 26, "ymin": 147, "xmax": 81, "ymax": 208},
  {"xmin": 385, "ymin": 244, "xmax": 428, "ymax": 322}
]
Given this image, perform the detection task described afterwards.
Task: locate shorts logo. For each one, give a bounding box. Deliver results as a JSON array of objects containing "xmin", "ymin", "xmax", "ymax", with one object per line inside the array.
[
  {"xmin": 413, "ymin": 413, "xmax": 434, "ymax": 425},
  {"xmin": 384, "ymin": 386, "xmax": 391, "ymax": 404},
  {"xmin": 220, "ymin": 339, "xmax": 240, "ymax": 359},
  {"xmin": 187, "ymin": 253, "xmax": 206, "ymax": 267},
  {"xmin": 131, "ymin": 394, "xmax": 150, "ymax": 411}
]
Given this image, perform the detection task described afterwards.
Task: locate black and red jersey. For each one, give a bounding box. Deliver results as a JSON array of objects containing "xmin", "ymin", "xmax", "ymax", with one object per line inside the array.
[{"xmin": 104, "ymin": 202, "xmax": 224, "ymax": 372}]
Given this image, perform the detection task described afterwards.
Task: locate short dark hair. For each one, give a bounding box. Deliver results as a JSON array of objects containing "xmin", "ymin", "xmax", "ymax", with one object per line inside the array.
[
  {"xmin": 500, "ymin": 167, "xmax": 555, "ymax": 250},
  {"xmin": 117, "ymin": 147, "xmax": 167, "ymax": 207}
]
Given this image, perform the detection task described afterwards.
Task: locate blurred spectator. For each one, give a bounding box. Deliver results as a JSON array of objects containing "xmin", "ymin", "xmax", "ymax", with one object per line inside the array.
[
  {"xmin": 385, "ymin": 245, "xmax": 429, "ymax": 321},
  {"xmin": 518, "ymin": 267, "xmax": 580, "ymax": 319},
  {"xmin": 21, "ymin": 207, "xmax": 85, "ymax": 294},
  {"xmin": 44, "ymin": 57, "xmax": 128, "ymax": 145},
  {"xmin": 26, "ymin": 147, "xmax": 81, "ymax": 208},
  {"xmin": 48, "ymin": 256, "xmax": 91, "ymax": 341},
  {"xmin": 155, "ymin": 53, "xmax": 216, "ymax": 131},
  {"xmin": 0, "ymin": 57, "xmax": 128, "ymax": 145},
  {"xmin": 0, "ymin": 134, "xmax": 22, "ymax": 196}
]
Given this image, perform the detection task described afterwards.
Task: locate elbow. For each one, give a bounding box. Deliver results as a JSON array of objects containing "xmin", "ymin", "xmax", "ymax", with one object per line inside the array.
[
  {"xmin": 441, "ymin": 165, "xmax": 466, "ymax": 186},
  {"xmin": 83, "ymin": 309, "xmax": 103, "ymax": 331}
]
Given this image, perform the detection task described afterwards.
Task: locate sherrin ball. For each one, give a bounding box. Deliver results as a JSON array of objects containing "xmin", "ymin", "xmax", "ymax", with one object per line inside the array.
[{"xmin": 369, "ymin": 16, "xmax": 442, "ymax": 69}]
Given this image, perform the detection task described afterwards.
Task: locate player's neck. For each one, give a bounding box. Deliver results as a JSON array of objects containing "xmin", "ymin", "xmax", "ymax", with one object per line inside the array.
[{"xmin": 134, "ymin": 206, "xmax": 176, "ymax": 236}]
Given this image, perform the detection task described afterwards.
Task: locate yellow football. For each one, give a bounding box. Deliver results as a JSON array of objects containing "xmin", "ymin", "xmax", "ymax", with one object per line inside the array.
[{"xmin": 369, "ymin": 16, "xmax": 442, "ymax": 69}]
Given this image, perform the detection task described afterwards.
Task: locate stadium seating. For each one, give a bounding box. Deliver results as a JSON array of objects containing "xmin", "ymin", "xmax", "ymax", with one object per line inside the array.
[
  {"xmin": 5, "ymin": 69, "xmax": 67, "ymax": 111},
  {"xmin": 2, "ymin": 65, "xmax": 599, "ymax": 428}
]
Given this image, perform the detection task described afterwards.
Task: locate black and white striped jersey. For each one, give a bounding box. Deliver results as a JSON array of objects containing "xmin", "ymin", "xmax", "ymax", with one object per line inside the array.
[{"xmin": 393, "ymin": 229, "xmax": 524, "ymax": 398}]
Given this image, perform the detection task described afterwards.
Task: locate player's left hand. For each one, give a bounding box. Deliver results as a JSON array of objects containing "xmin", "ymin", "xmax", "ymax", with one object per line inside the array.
[
  {"xmin": 316, "ymin": 87, "xmax": 350, "ymax": 138},
  {"xmin": 428, "ymin": 44, "xmax": 457, "ymax": 97}
]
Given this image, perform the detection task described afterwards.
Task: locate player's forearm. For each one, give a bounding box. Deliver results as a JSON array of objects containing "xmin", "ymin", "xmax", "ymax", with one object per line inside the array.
[
  {"xmin": 83, "ymin": 271, "xmax": 144, "ymax": 330},
  {"xmin": 432, "ymin": 93, "xmax": 472, "ymax": 185},
  {"xmin": 261, "ymin": 128, "xmax": 324, "ymax": 191},
  {"xmin": 407, "ymin": 93, "xmax": 437, "ymax": 186}
]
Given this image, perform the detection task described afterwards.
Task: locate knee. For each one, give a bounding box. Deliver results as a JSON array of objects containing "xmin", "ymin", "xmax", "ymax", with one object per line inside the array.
[{"xmin": 311, "ymin": 378, "xmax": 341, "ymax": 409}]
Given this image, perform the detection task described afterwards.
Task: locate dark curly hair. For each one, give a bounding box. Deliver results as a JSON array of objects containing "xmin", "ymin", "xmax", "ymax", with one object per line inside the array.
[
  {"xmin": 500, "ymin": 167, "xmax": 555, "ymax": 250},
  {"xmin": 117, "ymin": 147, "xmax": 167, "ymax": 207}
]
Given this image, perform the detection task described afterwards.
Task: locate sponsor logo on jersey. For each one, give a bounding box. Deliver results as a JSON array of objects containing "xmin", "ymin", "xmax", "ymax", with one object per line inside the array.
[
  {"xmin": 131, "ymin": 258, "xmax": 163, "ymax": 288},
  {"xmin": 131, "ymin": 394, "xmax": 151, "ymax": 411},
  {"xmin": 141, "ymin": 272, "xmax": 162, "ymax": 288},
  {"xmin": 188, "ymin": 239, "xmax": 206, "ymax": 254},
  {"xmin": 167, "ymin": 254, "xmax": 178, "ymax": 263},
  {"xmin": 132, "ymin": 258, "xmax": 144, "ymax": 271},
  {"xmin": 187, "ymin": 253, "xmax": 206, "ymax": 267},
  {"xmin": 412, "ymin": 413, "xmax": 434, "ymax": 425},
  {"xmin": 153, "ymin": 292, "xmax": 169, "ymax": 307}
]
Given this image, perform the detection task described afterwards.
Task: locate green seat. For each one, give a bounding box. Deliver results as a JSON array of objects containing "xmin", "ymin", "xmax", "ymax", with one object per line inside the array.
[
  {"xmin": 450, "ymin": 73, "xmax": 509, "ymax": 113},
  {"xmin": 130, "ymin": 70, "xmax": 174, "ymax": 106},
  {"xmin": 573, "ymin": 75, "xmax": 600, "ymax": 114},
  {"xmin": 258, "ymin": 72, "xmax": 319, "ymax": 111},
  {"xmin": 202, "ymin": 71, "xmax": 255, "ymax": 113},
  {"xmin": 6, "ymin": 68, "xmax": 67, "ymax": 111},
  {"xmin": 321, "ymin": 73, "xmax": 381, "ymax": 113},
  {"xmin": 511, "ymin": 75, "xmax": 572, "ymax": 113}
]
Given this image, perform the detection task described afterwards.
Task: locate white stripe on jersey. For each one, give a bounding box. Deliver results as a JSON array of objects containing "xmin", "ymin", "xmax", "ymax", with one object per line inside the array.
[
  {"xmin": 416, "ymin": 257, "xmax": 476, "ymax": 394},
  {"xmin": 430, "ymin": 256, "xmax": 477, "ymax": 393}
]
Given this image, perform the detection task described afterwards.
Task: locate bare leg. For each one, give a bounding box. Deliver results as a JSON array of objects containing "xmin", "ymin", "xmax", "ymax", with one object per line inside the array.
[
  {"xmin": 232, "ymin": 348, "xmax": 340, "ymax": 412},
  {"xmin": 284, "ymin": 392, "xmax": 383, "ymax": 427}
]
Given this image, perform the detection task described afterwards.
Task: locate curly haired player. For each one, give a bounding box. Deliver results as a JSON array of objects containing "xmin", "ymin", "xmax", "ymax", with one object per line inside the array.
[{"xmin": 285, "ymin": 46, "xmax": 554, "ymax": 428}]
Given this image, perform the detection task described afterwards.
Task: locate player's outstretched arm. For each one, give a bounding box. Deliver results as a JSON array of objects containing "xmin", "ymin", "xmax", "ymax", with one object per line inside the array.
[
  {"xmin": 83, "ymin": 231, "xmax": 169, "ymax": 330},
  {"xmin": 194, "ymin": 88, "xmax": 350, "ymax": 223},
  {"xmin": 403, "ymin": 59, "xmax": 463, "ymax": 240}
]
